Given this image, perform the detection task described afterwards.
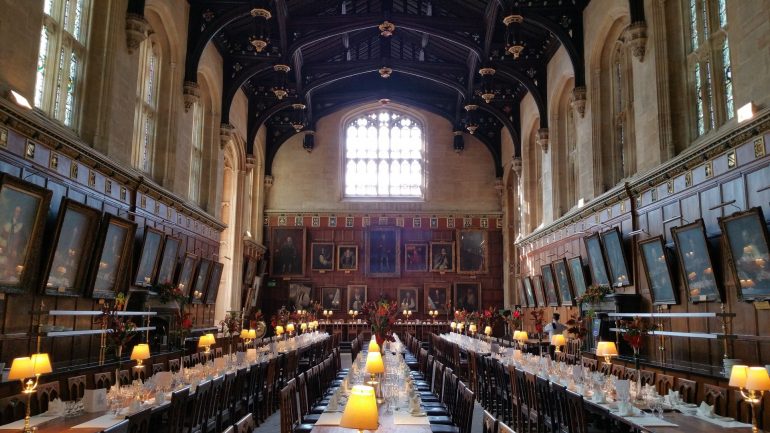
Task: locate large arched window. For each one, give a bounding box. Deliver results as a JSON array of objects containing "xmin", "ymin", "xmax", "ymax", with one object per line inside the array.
[
  {"xmin": 344, "ymin": 110, "xmax": 424, "ymax": 198},
  {"xmin": 132, "ymin": 38, "xmax": 160, "ymax": 173},
  {"xmin": 34, "ymin": 0, "xmax": 91, "ymax": 128},
  {"xmin": 188, "ymin": 100, "xmax": 204, "ymax": 204}
]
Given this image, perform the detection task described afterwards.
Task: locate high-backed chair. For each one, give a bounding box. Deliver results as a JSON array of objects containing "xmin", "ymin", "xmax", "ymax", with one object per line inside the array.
[
  {"xmin": 126, "ymin": 406, "xmax": 152, "ymax": 433},
  {"xmin": 32, "ymin": 382, "xmax": 60, "ymax": 415},
  {"xmin": 67, "ymin": 375, "xmax": 87, "ymax": 400},
  {"xmin": 93, "ymin": 372, "xmax": 113, "ymax": 389},
  {"xmin": 152, "ymin": 362, "xmax": 166, "ymax": 375},
  {"xmin": 675, "ymin": 378, "xmax": 698, "ymax": 403},
  {"xmin": 655, "ymin": 373, "xmax": 674, "ymax": 396},
  {"xmin": 167, "ymin": 387, "xmax": 189, "ymax": 433},
  {"xmin": 168, "ymin": 358, "xmax": 181, "ymax": 372},
  {"xmin": 482, "ymin": 410, "xmax": 498, "ymax": 433},
  {"xmin": 234, "ymin": 414, "xmax": 255, "ymax": 433},
  {"xmin": 703, "ymin": 384, "xmax": 727, "ymax": 416}
]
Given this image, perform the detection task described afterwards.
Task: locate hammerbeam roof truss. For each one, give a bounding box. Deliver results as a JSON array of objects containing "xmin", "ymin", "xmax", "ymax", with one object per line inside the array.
[{"xmin": 184, "ymin": 0, "xmax": 589, "ymax": 176}]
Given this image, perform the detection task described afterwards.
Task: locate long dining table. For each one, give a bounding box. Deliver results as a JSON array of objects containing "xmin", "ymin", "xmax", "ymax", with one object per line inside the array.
[{"xmin": 0, "ymin": 332, "xmax": 329, "ymax": 433}]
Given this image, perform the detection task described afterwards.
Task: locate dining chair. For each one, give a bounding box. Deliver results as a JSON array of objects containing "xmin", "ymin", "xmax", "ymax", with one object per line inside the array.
[
  {"xmin": 610, "ymin": 364, "xmax": 625, "ymax": 379},
  {"xmin": 639, "ymin": 370, "xmax": 655, "ymax": 386},
  {"xmin": 482, "ymin": 410, "xmax": 499, "ymax": 433},
  {"xmin": 131, "ymin": 365, "xmax": 148, "ymax": 382},
  {"xmin": 103, "ymin": 419, "xmax": 129, "ymax": 433},
  {"xmin": 188, "ymin": 379, "xmax": 212, "ymax": 433},
  {"xmin": 0, "ymin": 393, "xmax": 27, "ymax": 424},
  {"xmin": 167, "ymin": 387, "xmax": 189, "ymax": 433},
  {"xmin": 126, "ymin": 406, "xmax": 152, "ymax": 433},
  {"xmin": 513, "ymin": 368, "xmax": 529, "ymax": 433},
  {"xmin": 190, "ymin": 353, "xmax": 200, "ymax": 366},
  {"xmin": 655, "ymin": 373, "xmax": 674, "ymax": 396},
  {"xmin": 231, "ymin": 367, "xmax": 249, "ymax": 418},
  {"xmin": 536, "ymin": 374, "xmax": 557, "ymax": 433},
  {"xmin": 498, "ymin": 420, "xmax": 515, "ymax": 433},
  {"xmin": 118, "ymin": 370, "xmax": 131, "ymax": 386},
  {"xmin": 168, "ymin": 358, "xmax": 181, "ymax": 373},
  {"xmin": 221, "ymin": 426, "xmax": 234, "ymax": 433},
  {"xmin": 598, "ymin": 361, "xmax": 612, "ymax": 376},
  {"xmin": 234, "ymin": 413, "xmax": 256, "ymax": 433},
  {"xmin": 93, "ymin": 371, "xmax": 113, "ymax": 389},
  {"xmin": 152, "ymin": 362, "xmax": 166, "ymax": 375},
  {"xmin": 524, "ymin": 372, "xmax": 541, "ymax": 433},
  {"xmin": 703, "ymin": 384, "xmax": 727, "ymax": 416},
  {"xmin": 181, "ymin": 355, "xmax": 192, "ymax": 369},
  {"xmin": 217, "ymin": 372, "xmax": 237, "ymax": 432},
  {"xmin": 457, "ymin": 383, "xmax": 476, "ymax": 433},
  {"xmin": 581, "ymin": 356, "xmax": 598, "ymax": 372},
  {"xmin": 675, "ymin": 378, "xmax": 698, "ymax": 403},
  {"xmin": 732, "ymin": 389, "xmax": 764, "ymax": 429},
  {"xmin": 32, "ymin": 381, "xmax": 59, "ymax": 414},
  {"xmin": 214, "ymin": 347, "xmax": 223, "ymax": 358},
  {"xmin": 555, "ymin": 351, "xmax": 567, "ymax": 363},
  {"xmin": 623, "ymin": 368, "xmax": 638, "ymax": 382},
  {"xmin": 550, "ymin": 382, "xmax": 570, "ymax": 433},
  {"xmin": 67, "ymin": 374, "xmax": 87, "ymax": 400},
  {"xmin": 205, "ymin": 375, "xmax": 224, "ymax": 433}
]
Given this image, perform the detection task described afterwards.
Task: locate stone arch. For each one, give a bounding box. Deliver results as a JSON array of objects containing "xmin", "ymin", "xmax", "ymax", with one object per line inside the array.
[{"xmin": 521, "ymin": 111, "xmax": 542, "ymax": 235}]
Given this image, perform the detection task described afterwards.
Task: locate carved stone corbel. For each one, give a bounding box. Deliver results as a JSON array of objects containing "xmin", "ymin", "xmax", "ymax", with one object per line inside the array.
[
  {"xmin": 220, "ymin": 123, "xmax": 236, "ymax": 149},
  {"xmin": 183, "ymin": 81, "xmax": 200, "ymax": 112},
  {"xmin": 570, "ymin": 86, "xmax": 587, "ymax": 118},
  {"xmin": 537, "ymin": 128, "xmax": 549, "ymax": 153},
  {"xmin": 626, "ymin": 21, "xmax": 648, "ymax": 62},
  {"xmin": 264, "ymin": 175, "xmax": 274, "ymax": 188},
  {"xmin": 245, "ymin": 156, "xmax": 257, "ymax": 170},
  {"xmin": 125, "ymin": 13, "xmax": 149, "ymax": 54},
  {"xmin": 511, "ymin": 157, "xmax": 523, "ymax": 181}
]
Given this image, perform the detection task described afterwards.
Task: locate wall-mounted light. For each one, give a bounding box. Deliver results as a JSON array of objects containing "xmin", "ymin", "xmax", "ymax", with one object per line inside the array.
[{"xmin": 8, "ymin": 90, "xmax": 33, "ymax": 110}]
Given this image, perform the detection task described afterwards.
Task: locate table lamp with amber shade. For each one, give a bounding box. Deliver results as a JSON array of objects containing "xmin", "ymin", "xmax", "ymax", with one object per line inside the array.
[
  {"xmin": 340, "ymin": 385, "xmax": 379, "ymax": 433},
  {"xmin": 367, "ymin": 338, "xmax": 380, "ymax": 354},
  {"xmin": 130, "ymin": 343, "xmax": 151, "ymax": 367},
  {"xmin": 515, "ymin": 330, "xmax": 528, "ymax": 350},
  {"xmin": 551, "ymin": 334, "xmax": 567, "ymax": 353},
  {"xmin": 240, "ymin": 328, "xmax": 257, "ymax": 345},
  {"xmin": 596, "ymin": 341, "xmax": 618, "ymax": 365},
  {"xmin": 198, "ymin": 333, "xmax": 216, "ymax": 354},
  {"xmin": 286, "ymin": 323, "xmax": 295, "ymax": 336},
  {"xmin": 365, "ymin": 350, "xmax": 385, "ymax": 402},
  {"xmin": 9, "ymin": 353, "xmax": 52, "ymax": 433},
  {"xmin": 729, "ymin": 365, "xmax": 770, "ymax": 433}
]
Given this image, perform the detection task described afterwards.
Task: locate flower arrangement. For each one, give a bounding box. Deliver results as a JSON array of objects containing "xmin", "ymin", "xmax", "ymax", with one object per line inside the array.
[
  {"xmin": 219, "ymin": 311, "xmax": 242, "ymax": 336},
  {"xmin": 94, "ymin": 294, "xmax": 137, "ymax": 356},
  {"xmin": 479, "ymin": 306, "xmax": 498, "ymax": 327},
  {"xmin": 362, "ymin": 299, "xmax": 399, "ymax": 345},
  {"xmin": 565, "ymin": 314, "xmax": 589, "ymax": 341},
  {"xmin": 505, "ymin": 308, "xmax": 523, "ymax": 331},
  {"xmin": 619, "ymin": 316, "xmax": 658, "ymax": 352},
  {"xmin": 154, "ymin": 283, "xmax": 188, "ymax": 307},
  {"xmin": 530, "ymin": 308, "xmax": 545, "ymax": 335},
  {"xmin": 576, "ymin": 284, "xmax": 613, "ymax": 305},
  {"xmin": 454, "ymin": 309, "xmax": 468, "ymax": 325},
  {"xmin": 270, "ymin": 307, "xmax": 291, "ymax": 329}
]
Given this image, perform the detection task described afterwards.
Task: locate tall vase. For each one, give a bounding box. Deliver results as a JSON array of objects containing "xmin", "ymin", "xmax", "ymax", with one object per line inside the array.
[
  {"xmin": 633, "ymin": 347, "xmax": 643, "ymax": 401},
  {"xmin": 115, "ymin": 346, "xmax": 123, "ymax": 388}
]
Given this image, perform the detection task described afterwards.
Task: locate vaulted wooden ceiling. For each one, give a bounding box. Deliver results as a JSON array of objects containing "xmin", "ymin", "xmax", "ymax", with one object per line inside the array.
[{"xmin": 183, "ymin": 0, "xmax": 589, "ymax": 176}]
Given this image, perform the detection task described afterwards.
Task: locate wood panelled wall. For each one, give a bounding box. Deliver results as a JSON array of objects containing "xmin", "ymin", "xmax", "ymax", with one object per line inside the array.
[
  {"xmin": 0, "ymin": 101, "xmax": 224, "ymax": 370},
  {"xmin": 515, "ymin": 112, "xmax": 770, "ymax": 372},
  {"xmin": 261, "ymin": 213, "xmax": 504, "ymax": 322}
]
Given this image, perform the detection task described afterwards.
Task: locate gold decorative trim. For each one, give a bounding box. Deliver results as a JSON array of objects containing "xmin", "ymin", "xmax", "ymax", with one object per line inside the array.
[
  {"xmin": 25, "ymin": 140, "xmax": 35, "ymax": 159},
  {"xmin": 727, "ymin": 150, "xmax": 737, "ymax": 169},
  {"xmin": 667, "ymin": 180, "xmax": 674, "ymax": 194},
  {"xmin": 704, "ymin": 161, "xmax": 713, "ymax": 178},
  {"xmin": 754, "ymin": 137, "xmax": 766, "ymax": 158},
  {"xmin": 0, "ymin": 127, "xmax": 7, "ymax": 147},
  {"xmin": 70, "ymin": 162, "xmax": 78, "ymax": 179},
  {"xmin": 49, "ymin": 153, "xmax": 59, "ymax": 170},
  {"xmin": 88, "ymin": 171, "xmax": 96, "ymax": 188},
  {"xmin": 684, "ymin": 171, "xmax": 693, "ymax": 188}
]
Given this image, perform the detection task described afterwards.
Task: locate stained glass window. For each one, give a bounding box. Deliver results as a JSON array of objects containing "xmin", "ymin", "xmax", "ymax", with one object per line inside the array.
[
  {"xmin": 189, "ymin": 102, "xmax": 205, "ymax": 204},
  {"xmin": 344, "ymin": 111, "xmax": 424, "ymax": 198},
  {"xmin": 34, "ymin": 0, "xmax": 90, "ymax": 127},
  {"xmin": 132, "ymin": 40, "xmax": 160, "ymax": 173}
]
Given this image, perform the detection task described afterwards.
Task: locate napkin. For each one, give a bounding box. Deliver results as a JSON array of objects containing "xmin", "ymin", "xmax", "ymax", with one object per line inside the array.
[
  {"xmin": 327, "ymin": 392, "xmax": 340, "ymax": 412},
  {"xmin": 83, "ymin": 389, "xmax": 108, "ymax": 413},
  {"xmin": 214, "ymin": 357, "xmax": 226, "ymax": 370},
  {"xmin": 572, "ymin": 365, "xmax": 582, "ymax": 382},
  {"xmin": 697, "ymin": 401, "xmax": 715, "ymax": 418},
  {"xmin": 236, "ymin": 352, "xmax": 245, "ymax": 365},
  {"xmin": 246, "ymin": 349, "xmax": 257, "ymax": 362},
  {"xmin": 615, "ymin": 380, "xmax": 630, "ymax": 402},
  {"xmin": 46, "ymin": 398, "xmax": 65, "ymax": 417},
  {"xmin": 154, "ymin": 371, "xmax": 173, "ymax": 390},
  {"xmin": 665, "ymin": 389, "xmax": 680, "ymax": 406}
]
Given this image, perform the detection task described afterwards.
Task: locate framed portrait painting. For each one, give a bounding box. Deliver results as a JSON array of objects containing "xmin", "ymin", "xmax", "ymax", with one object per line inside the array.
[
  {"xmin": 134, "ymin": 227, "xmax": 164, "ymax": 288},
  {"xmin": 552, "ymin": 259, "xmax": 574, "ymax": 306},
  {"xmin": 155, "ymin": 236, "xmax": 180, "ymax": 286},
  {"xmin": 366, "ymin": 227, "xmax": 400, "ymax": 277},
  {"xmin": 42, "ymin": 198, "xmax": 101, "ymax": 296},
  {"xmin": 584, "ymin": 233, "xmax": 610, "ymax": 286},
  {"xmin": 567, "ymin": 257, "xmax": 589, "ymax": 299},
  {"xmin": 671, "ymin": 219, "xmax": 722, "ymax": 303},
  {"xmin": 87, "ymin": 213, "xmax": 136, "ymax": 299},
  {"xmin": 522, "ymin": 276, "xmax": 536, "ymax": 307},
  {"xmin": 270, "ymin": 227, "xmax": 306, "ymax": 277},
  {"xmin": 337, "ymin": 245, "xmax": 358, "ymax": 272},
  {"xmin": 518, "ymin": 279, "xmax": 530, "ymax": 307},
  {"xmin": 719, "ymin": 207, "xmax": 770, "ymax": 301},
  {"xmin": 397, "ymin": 287, "xmax": 419, "ymax": 312},
  {"xmin": 310, "ymin": 242, "xmax": 334, "ymax": 272},
  {"xmin": 454, "ymin": 282, "xmax": 481, "ymax": 312},
  {"xmin": 532, "ymin": 275, "xmax": 546, "ymax": 307},
  {"xmin": 430, "ymin": 242, "xmax": 454, "ymax": 272},
  {"xmin": 321, "ymin": 286, "xmax": 343, "ymax": 311},
  {"xmin": 423, "ymin": 282, "xmax": 451, "ymax": 313},
  {"xmin": 289, "ymin": 281, "xmax": 313, "ymax": 310},
  {"xmin": 541, "ymin": 264, "xmax": 560, "ymax": 307},
  {"xmin": 404, "ymin": 243, "xmax": 428, "ymax": 272},
  {"xmin": 457, "ymin": 230, "xmax": 488, "ymax": 274},
  {"xmin": 347, "ymin": 285, "xmax": 367, "ymax": 311},
  {"xmin": 638, "ymin": 236, "xmax": 678, "ymax": 305},
  {"xmin": 601, "ymin": 228, "xmax": 632, "ymax": 287},
  {"xmin": 0, "ymin": 174, "xmax": 52, "ymax": 293},
  {"xmin": 176, "ymin": 253, "xmax": 198, "ymax": 297},
  {"xmin": 243, "ymin": 258, "xmax": 257, "ymax": 285},
  {"xmin": 191, "ymin": 258, "xmax": 212, "ymax": 303},
  {"xmin": 204, "ymin": 262, "xmax": 224, "ymax": 305}
]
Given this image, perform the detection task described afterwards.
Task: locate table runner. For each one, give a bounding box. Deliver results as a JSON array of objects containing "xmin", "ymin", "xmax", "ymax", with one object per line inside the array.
[
  {"xmin": 70, "ymin": 414, "xmax": 126, "ymax": 429},
  {"xmin": 0, "ymin": 415, "xmax": 59, "ymax": 430}
]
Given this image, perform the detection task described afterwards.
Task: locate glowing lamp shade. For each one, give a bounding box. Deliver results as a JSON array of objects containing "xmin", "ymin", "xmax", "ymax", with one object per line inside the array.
[
  {"xmin": 469, "ymin": 324, "xmax": 477, "ymax": 333},
  {"xmin": 300, "ymin": 323, "xmax": 308, "ymax": 331},
  {"xmin": 551, "ymin": 334, "xmax": 567, "ymax": 347},
  {"xmin": 515, "ymin": 331, "xmax": 528, "ymax": 342},
  {"xmin": 30, "ymin": 353, "xmax": 52, "ymax": 375},
  {"xmin": 275, "ymin": 325, "xmax": 284, "ymax": 335},
  {"xmin": 340, "ymin": 385, "xmax": 379, "ymax": 432},
  {"xmin": 365, "ymin": 351, "xmax": 385, "ymax": 375},
  {"xmin": 745, "ymin": 367, "xmax": 770, "ymax": 391},
  {"xmin": 596, "ymin": 341, "xmax": 618, "ymax": 357},
  {"xmin": 8, "ymin": 357, "xmax": 34, "ymax": 381},
  {"xmin": 240, "ymin": 329, "xmax": 249, "ymax": 338},
  {"xmin": 286, "ymin": 323, "xmax": 295, "ymax": 333},
  {"xmin": 484, "ymin": 326, "xmax": 492, "ymax": 336},
  {"xmin": 368, "ymin": 339, "xmax": 381, "ymax": 353},
  {"xmin": 247, "ymin": 329, "xmax": 257, "ymax": 340},
  {"xmin": 130, "ymin": 344, "xmax": 151, "ymax": 361},
  {"xmin": 729, "ymin": 365, "xmax": 749, "ymax": 388},
  {"xmin": 450, "ymin": 322, "xmax": 457, "ymax": 330},
  {"xmin": 457, "ymin": 323, "xmax": 464, "ymax": 330},
  {"xmin": 513, "ymin": 330, "xmax": 521, "ymax": 340},
  {"xmin": 198, "ymin": 333, "xmax": 216, "ymax": 348}
]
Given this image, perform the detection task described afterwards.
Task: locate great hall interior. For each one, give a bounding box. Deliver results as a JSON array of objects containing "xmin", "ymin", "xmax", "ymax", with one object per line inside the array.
[{"xmin": 0, "ymin": 0, "xmax": 770, "ymax": 432}]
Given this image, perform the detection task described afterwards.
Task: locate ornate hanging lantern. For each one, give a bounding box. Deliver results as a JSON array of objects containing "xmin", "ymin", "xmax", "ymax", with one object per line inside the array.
[
  {"xmin": 378, "ymin": 66, "xmax": 393, "ymax": 78},
  {"xmin": 479, "ymin": 67, "xmax": 496, "ymax": 104},
  {"xmin": 464, "ymin": 103, "xmax": 479, "ymax": 135},
  {"xmin": 272, "ymin": 64, "xmax": 291, "ymax": 100},
  {"xmin": 291, "ymin": 103, "xmax": 306, "ymax": 132},
  {"xmin": 503, "ymin": 14, "xmax": 525, "ymax": 59},
  {"xmin": 378, "ymin": 21, "xmax": 396, "ymax": 37},
  {"xmin": 249, "ymin": 4, "xmax": 272, "ymax": 53}
]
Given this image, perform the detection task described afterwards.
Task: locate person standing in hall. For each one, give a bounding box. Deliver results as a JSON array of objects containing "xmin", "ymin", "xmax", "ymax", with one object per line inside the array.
[{"xmin": 544, "ymin": 312, "xmax": 567, "ymax": 356}]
